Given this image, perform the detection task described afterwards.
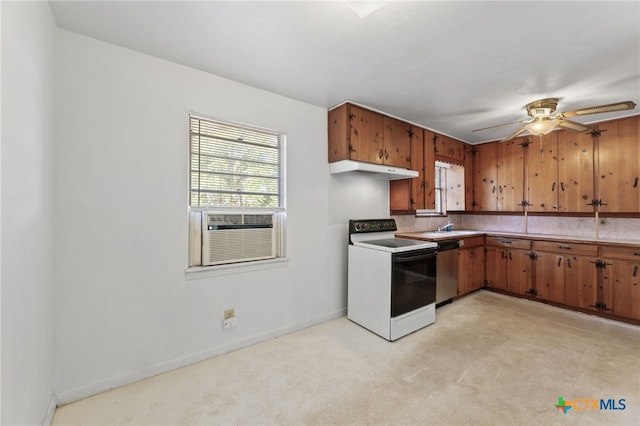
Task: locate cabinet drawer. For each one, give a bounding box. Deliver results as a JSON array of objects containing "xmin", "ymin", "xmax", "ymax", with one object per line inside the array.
[
  {"xmin": 485, "ymin": 236, "xmax": 531, "ymax": 250},
  {"xmin": 600, "ymin": 245, "xmax": 640, "ymax": 261},
  {"xmin": 532, "ymin": 240, "xmax": 598, "ymax": 256},
  {"xmin": 459, "ymin": 236, "xmax": 484, "ymax": 248}
]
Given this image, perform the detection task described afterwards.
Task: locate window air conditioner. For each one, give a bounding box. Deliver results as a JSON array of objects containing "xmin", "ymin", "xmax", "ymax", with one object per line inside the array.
[{"xmin": 202, "ymin": 213, "xmax": 276, "ymax": 266}]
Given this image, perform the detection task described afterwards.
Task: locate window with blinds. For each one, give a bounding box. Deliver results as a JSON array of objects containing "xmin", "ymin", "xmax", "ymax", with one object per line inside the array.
[
  {"xmin": 188, "ymin": 113, "xmax": 286, "ymax": 270},
  {"xmin": 189, "ymin": 115, "xmax": 283, "ymax": 209}
]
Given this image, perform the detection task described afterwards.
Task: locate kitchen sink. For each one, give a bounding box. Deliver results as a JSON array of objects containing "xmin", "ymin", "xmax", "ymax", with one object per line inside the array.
[{"xmin": 398, "ymin": 230, "xmax": 484, "ymax": 240}]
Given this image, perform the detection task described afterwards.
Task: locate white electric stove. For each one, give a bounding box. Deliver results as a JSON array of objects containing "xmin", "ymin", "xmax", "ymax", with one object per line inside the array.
[{"xmin": 348, "ymin": 219, "xmax": 438, "ymax": 341}]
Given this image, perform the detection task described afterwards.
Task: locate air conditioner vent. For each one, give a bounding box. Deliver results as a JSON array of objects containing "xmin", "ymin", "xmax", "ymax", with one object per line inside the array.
[{"xmin": 202, "ymin": 213, "xmax": 275, "ymax": 266}]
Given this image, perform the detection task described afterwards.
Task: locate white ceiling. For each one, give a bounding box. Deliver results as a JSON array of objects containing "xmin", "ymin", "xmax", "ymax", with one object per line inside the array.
[{"xmin": 49, "ymin": 0, "xmax": 640, "ymax": 144}]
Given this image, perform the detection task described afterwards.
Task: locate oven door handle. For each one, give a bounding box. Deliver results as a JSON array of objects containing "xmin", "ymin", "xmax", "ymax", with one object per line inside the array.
[{"xmin": 393, "ymin": 251, "xmax": 436, "ymax": 263}]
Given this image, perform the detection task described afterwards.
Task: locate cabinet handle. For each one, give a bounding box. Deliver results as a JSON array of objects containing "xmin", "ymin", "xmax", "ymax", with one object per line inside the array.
[
  {"xmin": 633, "ymin": 265, "xmax": 638, "ymax": 277},
  {"xmin": 508, "ymin": 251, "xmax": 512, "ymax": 261},
  {"xmin": 492, "ymin": 186, "xmax": 496, "ymax": 194},
  {"xmin": 499, "ymin": 186, "xmax": 503, "ymax": 193},
  {"xmin": 552, "ymin": 182, "xmax": 556, "ymax": 191},
  {"xmin": 634, "ymin": 177, "xmax": 639, "ymax": 188},
  {"xmin": 379, "ymin": 149, "xmax": 384, "ymax": 159},
  {"xmin": 558, "ymin": 245, "xmax": 571, "ymax": 250},
  {"xmin": 384, "ymin": 150, "xmax": 389, "ymax": 160},
  {"xmin": 501, "ymin": 250, "xmax": 505, "ymax": 259},
  {"xmin": 501, "ymin": 239, "xmax": 512, "ymax": 244},
  {"xmin": 634, "ymin": 253, "xmax": 640, "ymax": 257},
  {"xmin": 560, "ymin": 182, "xmax": 565, "ymax": 192},
  {"xmin": 566, "ymin": 258, "xmax": 572, "ymax": 269},
  {"xmin": 557, "ymin": 257, "xmax": 562, "ymax": 267}
]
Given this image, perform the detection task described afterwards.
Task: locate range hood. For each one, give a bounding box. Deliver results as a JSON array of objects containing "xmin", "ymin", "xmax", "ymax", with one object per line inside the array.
[{"xmin": 329, "ymin": 160, "xmax": 419, "ymax": 180}]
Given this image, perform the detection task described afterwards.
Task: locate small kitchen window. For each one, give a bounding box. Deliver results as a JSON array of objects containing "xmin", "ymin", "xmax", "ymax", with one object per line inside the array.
[
  {"xmin": 187, "ymin": 113, "xmax": 286, "ymax": 272},
  {"xmin": 418, "ymin": 161, "xmax": 465, "ymax": 216}
]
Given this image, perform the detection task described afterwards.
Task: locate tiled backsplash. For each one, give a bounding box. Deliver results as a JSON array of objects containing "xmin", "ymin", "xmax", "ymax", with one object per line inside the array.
[{"xmin": 393, "ymin": 213, "xmax": 640, "ymax": 242}]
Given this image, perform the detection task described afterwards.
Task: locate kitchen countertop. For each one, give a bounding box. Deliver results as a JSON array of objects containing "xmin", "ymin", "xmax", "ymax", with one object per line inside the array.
[{"xmin": 395, "ymin": 230, "xmax": 640, "ymax": 248}]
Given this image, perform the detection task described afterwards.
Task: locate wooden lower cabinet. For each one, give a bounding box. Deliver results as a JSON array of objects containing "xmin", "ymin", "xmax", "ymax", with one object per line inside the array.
[
  {"xmin": 458, "ymin": 237, "xmax": 485, "ymax": 296},
  {"xmin": 601, "ymin": 245, "xmax": 640, "ymax": 320},
  {"xmin": 485, "ymin": 237, "xmax": 532, "ymax": 294},
  {"xmin": 532, "ymin": 242, "xmax": 599, "ymax": 307}
]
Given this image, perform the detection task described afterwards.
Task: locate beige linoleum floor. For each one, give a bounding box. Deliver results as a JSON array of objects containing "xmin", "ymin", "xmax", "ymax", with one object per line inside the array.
[{"xmin": 52, "ymin": 290, "xmax": 639, "ymax": 426}]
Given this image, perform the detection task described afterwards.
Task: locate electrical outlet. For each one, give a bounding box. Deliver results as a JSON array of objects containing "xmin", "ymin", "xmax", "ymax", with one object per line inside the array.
[{"xmin": 224, "ymin": 309, "xmax": 235, "ymax": 319}]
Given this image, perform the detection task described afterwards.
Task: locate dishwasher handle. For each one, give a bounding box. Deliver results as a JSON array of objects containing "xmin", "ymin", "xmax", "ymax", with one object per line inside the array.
[{"xmin": 437, "ymin": 240, "xmax": 460, "ymax": 251}]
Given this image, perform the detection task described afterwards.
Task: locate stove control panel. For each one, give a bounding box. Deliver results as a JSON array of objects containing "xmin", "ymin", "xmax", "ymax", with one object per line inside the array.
[{"xmin": 349, "ymin": 219, "xmax": 397, "ymax": 234}]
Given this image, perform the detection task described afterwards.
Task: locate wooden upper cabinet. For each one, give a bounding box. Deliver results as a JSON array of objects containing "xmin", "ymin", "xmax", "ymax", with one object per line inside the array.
[
  {"xmin": 328, "ymin": 103, "xmax": 384, "ymax": 164},
  {"xmin": 473, "ymin": 141, "xmax": 499, "ymax": 211},
  {"xmin": 383, "ymin": 116, "xmax": 412, "ymax": 168},
  {"xmin": 497, "ymin": 138, "xmax": 525, "ymax": 211},
  {"xmin": 390, "ymin": 126, "xmax": 423, "ymax": 212},
  {"xmin": 596, "ymin": 115, "xmax": 640, "ymax": 212},
  {"xmin": 390, "ymin": 126, "xmax": 435, "ymax": 213},
  {"xmin": 557, "ymin": 129, "xmax": 595, "ymax": 212},
  {"xmin": 527, "ymin": 132, "xmax": 559, "ymax": 212},
  {"xmin": 328, "ymin": 103, "xmax": 411, "ymax": 169},
  {"xmin": 434, "ymin": 134, "xmax": 466, "ymax": 164}
]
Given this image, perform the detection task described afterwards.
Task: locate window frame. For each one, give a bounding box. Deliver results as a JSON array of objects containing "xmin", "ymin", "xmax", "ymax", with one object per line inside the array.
[{"xmin": 186, "ymin": 112, "xmax": 287, "ymax": 273}]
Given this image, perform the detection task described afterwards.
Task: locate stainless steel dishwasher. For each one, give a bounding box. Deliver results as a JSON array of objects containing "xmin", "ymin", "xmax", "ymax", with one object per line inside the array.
[{"xmin": 436, "ymin": 239, "xmax": 459, "ymax": 306}]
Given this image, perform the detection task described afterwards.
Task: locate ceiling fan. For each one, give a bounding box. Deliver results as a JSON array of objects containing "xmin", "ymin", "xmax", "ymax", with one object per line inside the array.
[{"xmin": 473, "ymin": 98, "xmax": 637, "ymax": 142}]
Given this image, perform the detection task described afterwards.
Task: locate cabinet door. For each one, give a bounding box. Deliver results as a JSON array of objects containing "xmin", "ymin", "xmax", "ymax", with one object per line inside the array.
[
  {"xmin": 390, "ymin": 126, "xmax": 424, "ymax": 212},
  {"xmin": 485, "ymin": 246, "xmax": 507, "ymax": 290},
  {"xmin": 349, "ymin": 105, "xmax": 385, "ymax": 164},
  {"xmin": 557, "ymin": 129, "xmax": 594, "ymax": 212},
  {"xmin": 423, "ymin": 130, "xmax": 436, "ymax": 210},
  {"xmin": 435, "ymin": 134, "xmax": 466, "ymax": 164},
  {"xmin": 383, "ymin": 116, "xmax": 411, "ymax": 168},
  {"xmin": 527, "ymin": 132, "xmax": 558, "ymax": 212},
  {"xmin": 563, "ymin": 255, "xmax": 599, "ymax": 311},
  {"xmin": 597, "ymin": 116, "xmax": 640, "ymax": 212},
  {"xmin": 458, "ymin": 246, "xmax": 485, "ymax": 296},
  {"xmin": 473, "ymin": 142, "xmax": 498, "ymax": 211},
  {"xmin": 410, "ymin": 127, "xmax": 425, "ymax": 209},
  {"xmin": 506, "ymin": 249, "xmax": 531, "ymax": 295},
  {"xmin": 602, "ymin": 259, "xmax": 640, "ymax": 320},
  {"xmin": 498, "ymin": 138, "xmax": 525, "ymax": 211},
  {"xmin": 534, "ymin": 253, "xmax": 565, "ymax": 303}
]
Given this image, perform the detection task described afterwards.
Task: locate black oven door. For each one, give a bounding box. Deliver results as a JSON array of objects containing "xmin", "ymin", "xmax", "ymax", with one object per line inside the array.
[{"xmin": 391, "ymin": 249, "xmax": 437, "ymax": 317}]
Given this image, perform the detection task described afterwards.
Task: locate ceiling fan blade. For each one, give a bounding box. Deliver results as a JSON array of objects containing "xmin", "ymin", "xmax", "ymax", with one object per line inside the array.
[
  {"xmin": 556, "ymin": 119, "xmax": 590, "ymax": 133},
  {"xmin": 472, "ymin": 119, "xmax": 530, "ymax": 132},
  {"xmin": 559, "ymin": 101, "xmax": 636, "ymax": 118},
  {"xmin": 501, "ymin": 125, "xmax": 528, "ymax": 142}
]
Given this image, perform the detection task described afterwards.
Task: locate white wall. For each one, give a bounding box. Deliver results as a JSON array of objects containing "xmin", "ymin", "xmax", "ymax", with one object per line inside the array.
[
  {"xmin": 1, "ymin": 1, "xmax": 56, "ymax": 424},
  {"xmin": 53, "ymin": 29, "xmax": 366, "ymax": 402}
]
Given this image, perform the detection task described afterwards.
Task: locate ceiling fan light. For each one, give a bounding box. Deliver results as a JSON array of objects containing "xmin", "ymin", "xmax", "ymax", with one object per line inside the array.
[
  {"xmin": 525, "ymin": 119, "xmax": 557, "ymax": 136},
  {"xmin": 531, "ymin": 107, "xmax": 552, "ymax": 118}
]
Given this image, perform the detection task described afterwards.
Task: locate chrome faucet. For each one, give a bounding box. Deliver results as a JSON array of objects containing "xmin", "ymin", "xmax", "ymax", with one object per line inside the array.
[{"xmin": 436, "ymin": 221, "xmax": 453, "ymax": 232}]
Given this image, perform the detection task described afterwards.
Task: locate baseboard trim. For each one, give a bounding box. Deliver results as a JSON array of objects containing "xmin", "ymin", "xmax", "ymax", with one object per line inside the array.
[
  {"xmin": 42, "ymin": 394, "xmax": 57, "ymax": 426},
  {"xmin": 55, "ymin": 308, "xmax": 346, "ymax": 406}
]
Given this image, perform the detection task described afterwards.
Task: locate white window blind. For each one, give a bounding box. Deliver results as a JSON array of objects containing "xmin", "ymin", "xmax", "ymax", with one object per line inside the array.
[{"xmin": 189, "ymin": 115, "xmax": 283, "ymax": 209}]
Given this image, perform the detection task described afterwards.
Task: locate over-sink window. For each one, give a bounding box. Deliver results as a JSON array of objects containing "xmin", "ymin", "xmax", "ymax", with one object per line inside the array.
[{"xmin": 434, "ymin": 161, "xmax": 465, "ymax": 215}]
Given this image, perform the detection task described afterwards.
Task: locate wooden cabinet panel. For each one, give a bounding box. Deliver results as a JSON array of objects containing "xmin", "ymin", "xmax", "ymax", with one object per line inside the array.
[
  {"xmin": 527, "ymin": 132, "xmax": 559, "ymax": 212},
  {"xmin": 602, "ymin": 259, "xmax": 640, "ymax": 320},
  {"xmin": 597, "ymin": 116, "xmax": 640, "ymax": 212},
  {"xmin": 458, "ymin": 246, "xmax": 485, "ymax": 296},
  {"xmin": 423, "ymin": 129, "xmax": 436, "ymax": 210},
  {"xmin": 600, "ymin": 245, "xmax": 640, "ymax": 262},
  {"xmin": 435, "ymin": 134, "xmax": 466, "ymax": 164},
  {"xmin": 563, "ymin": 255, "xmax": 599, "ymax": 311},
  {"xmin": 486, "ymin": 237, "xmax": 531, "ymax": 250},
  {"xmin": 473, "ymin": 142, "xmax": 498, "ymax": 211},
  {"xmin": 506, "ymin": 249, "xmax": 532, "ymax": 295},
  {"xmin": 497, "ymin": 138, "xmax": 525, "ymax": 211},
  {"xmin": 557, "ymin": 129, "xmax": 594, "ymax": 212},
  {"xmin": 532, "ymin": 241, "xmax": 598, "ymax": 257},
  {"xmin": 485, "ymin": 246, "xmax": 507, "ymax": 290},
  {"xmin": 328, "ymin": 103, "xmax": 385, "ymax": 164},
  {"xmin": 464, "ymin": 144, "xmax": 475, "ymax": 211},
  {"xmin": 390, "ymin": 126, "xmax": 433, "ymax": 213},
  {"xmin": 383, "ymin": 116, "xmax": 411, "ymax": 168},
  {"xmin": 534, "ymin": 252, "xmax": 565, "ymax": 304}
]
